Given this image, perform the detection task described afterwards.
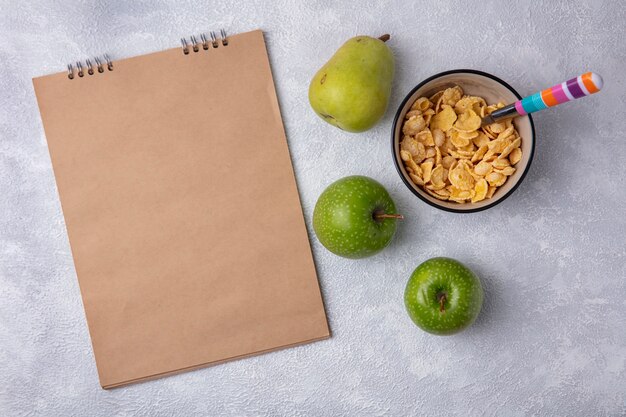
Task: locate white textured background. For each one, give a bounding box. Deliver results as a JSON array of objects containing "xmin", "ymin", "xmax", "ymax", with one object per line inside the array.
[{"xmin": 1, "ymin": 1, "xmax": 625, "ymax": 416}]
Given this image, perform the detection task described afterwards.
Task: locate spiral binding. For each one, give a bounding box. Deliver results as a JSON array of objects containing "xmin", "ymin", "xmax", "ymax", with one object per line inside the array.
[
  {"xmin": 66, "ymin": 29, "xmax": 228, "ymax": 78},
  {"xmin": 181, "ymin": 29, "xmax": 228, "ymax": 55},
  {"xmin": 67, "ymin": 54, "xmax": 113, "ymax": 80}
]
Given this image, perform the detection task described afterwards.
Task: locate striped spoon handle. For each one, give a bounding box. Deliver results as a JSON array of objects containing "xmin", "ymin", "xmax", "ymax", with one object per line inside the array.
[{"xmin": 484, "ymin": 72, "xmax": 603, "ymax": 125}]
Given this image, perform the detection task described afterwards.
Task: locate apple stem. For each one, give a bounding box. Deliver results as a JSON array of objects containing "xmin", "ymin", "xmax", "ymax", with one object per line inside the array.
[
  {"xmin": 438, "ymin": 293, "xmax": 447, "ymax": 313},
  {"xmin": 378, "ymin": 34, "xmax": 391, "ymax": 42},
  {"xmin": 374, "ymin": 213, "xmax": 404, "ymax": 221}
]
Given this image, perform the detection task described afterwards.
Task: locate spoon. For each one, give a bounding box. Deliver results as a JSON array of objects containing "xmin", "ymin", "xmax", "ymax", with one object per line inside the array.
[{"xmin": 481, "ymin": 72, "xmax": 603, "ymax": 127}]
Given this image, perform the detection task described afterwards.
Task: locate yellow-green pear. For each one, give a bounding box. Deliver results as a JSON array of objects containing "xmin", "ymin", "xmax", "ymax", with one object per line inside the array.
[{"xmin": 309, "ymin": 34, "xmax": 394, "ymax": 132}]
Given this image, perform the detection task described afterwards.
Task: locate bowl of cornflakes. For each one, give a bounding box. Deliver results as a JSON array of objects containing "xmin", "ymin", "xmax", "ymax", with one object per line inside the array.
[{"xmin": 391, "ymin": 69, "xmax": 535, "ymax": 213}]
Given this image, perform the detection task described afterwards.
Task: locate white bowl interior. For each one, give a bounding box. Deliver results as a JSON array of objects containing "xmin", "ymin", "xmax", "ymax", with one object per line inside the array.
[{"xmin": 393, "ymin": 72, "xmax": 534, "ymax": 211}]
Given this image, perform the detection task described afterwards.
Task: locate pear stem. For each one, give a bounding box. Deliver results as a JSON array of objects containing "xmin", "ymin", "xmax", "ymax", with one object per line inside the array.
[
  {"xmin": 378, "ymin": 34, "xmax": 391, "ymax": 42},
  {"xmin": 438, "ymin": 293, "xmax": 447, "ymax": 313},
  {"xmin": 374, "ymin": 213, "xmax": 404, "ymax": 221}
]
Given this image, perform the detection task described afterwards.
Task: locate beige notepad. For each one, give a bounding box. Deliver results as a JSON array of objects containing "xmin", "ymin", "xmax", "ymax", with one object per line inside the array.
[{"xmin": 32, "ymin": 29, "xmax": 329, "ymax": 389}]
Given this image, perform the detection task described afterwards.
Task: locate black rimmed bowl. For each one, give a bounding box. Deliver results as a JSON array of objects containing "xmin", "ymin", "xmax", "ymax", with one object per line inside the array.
[{"xmin": 391, "ymin": 69, "xmax": 535, "ymax": 213}]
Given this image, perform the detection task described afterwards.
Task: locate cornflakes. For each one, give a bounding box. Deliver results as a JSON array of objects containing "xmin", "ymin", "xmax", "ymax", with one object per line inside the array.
[
  {"xmin": 509, "ymin": 147, "xmax": 522, "ymax": 165},
  {"xmin": 430, "ymin": 106, "xmax": 457, "ymax": 132},
  {"xmin": 401, "ymin": 85, "xmax": 523, "ymax": 203},
  {"xmin": 454, "ymin": 109, "xmax": 481, "ymax": 132},
  {"xmin": 403, "ymin": 115, "xmax": 426, "ymax": 135}
]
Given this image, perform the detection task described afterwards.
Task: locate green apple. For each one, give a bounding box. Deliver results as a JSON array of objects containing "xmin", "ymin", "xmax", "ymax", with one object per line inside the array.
[
  {"xmin": 313, "ymin": 175, "xmax": 402, "ymax": 259},
  {"xmin": 404, "ymin": 257, "xmax": 483, "ymax": 335}
]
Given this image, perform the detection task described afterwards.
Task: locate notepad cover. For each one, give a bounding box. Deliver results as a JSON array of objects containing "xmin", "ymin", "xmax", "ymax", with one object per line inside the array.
[{"xmin": 32, "ymin": 30, "xmax": 329, "ymax": 388}]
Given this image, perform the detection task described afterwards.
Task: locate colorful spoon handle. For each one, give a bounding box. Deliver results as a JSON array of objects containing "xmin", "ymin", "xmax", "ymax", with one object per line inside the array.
[{"xmin": 487, "ymin": 72, "xmax": 603, "ymax": 124}]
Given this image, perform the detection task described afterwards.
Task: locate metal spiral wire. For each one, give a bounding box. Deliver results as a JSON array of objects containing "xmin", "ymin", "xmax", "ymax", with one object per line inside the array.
[
  {"xmin": 67, "ymin": 54, "xmax": 113, "ymax": 80},
  {"xmin": 181, "ymin": 29, "xmax": 228, "ymax": 55},
  {"xmin": 66, "ymin": 29, "xmax": 228, "ymax": 78}
]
